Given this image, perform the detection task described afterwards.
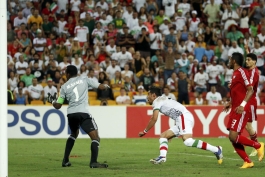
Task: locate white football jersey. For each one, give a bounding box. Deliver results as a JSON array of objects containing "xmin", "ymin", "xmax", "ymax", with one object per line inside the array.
[{"xmin": 152, "ymin": 96, "xmax": 190, "ymax": 120}]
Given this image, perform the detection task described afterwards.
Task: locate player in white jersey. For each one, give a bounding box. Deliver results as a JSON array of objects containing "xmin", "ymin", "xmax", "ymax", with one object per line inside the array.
[
  {"xmin": 139, "ymin": 86, "xmax": 223, "ymax": 165},
  {"xmin": 47, "ymin": 65, "xmax": 109, "ymax": 168}
]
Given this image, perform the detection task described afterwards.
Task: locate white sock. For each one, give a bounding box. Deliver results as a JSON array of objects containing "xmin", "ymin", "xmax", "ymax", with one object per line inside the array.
[
  {"xmin": 183, "ymin": 138, "xmax": 218, "ymax": 153},
  {"xmin": 159, "ymin": 138, "xmax": 168, "ymax": 157}
]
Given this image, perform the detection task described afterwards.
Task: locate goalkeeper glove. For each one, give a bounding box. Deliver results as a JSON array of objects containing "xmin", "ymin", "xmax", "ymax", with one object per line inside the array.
[{"xmin": 47, "ymin": 93, "xmax": 57, "ymax": 104}]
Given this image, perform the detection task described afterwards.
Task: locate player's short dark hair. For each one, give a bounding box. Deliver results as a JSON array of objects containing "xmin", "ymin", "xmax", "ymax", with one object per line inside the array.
[
  {"xmin": 246, "ymin": 53, "xmax": 257, "ymax": 61},
  {"xmin": 149, "ymin": 86, "xmax": 162, "ymax": 97},
  {"xmin": 231, "ymin": 52, "xmax": 244, "ymax": 67},
  {"xmin": 66, "ymin": 65, "xmax": 78, "ymax": 77}
]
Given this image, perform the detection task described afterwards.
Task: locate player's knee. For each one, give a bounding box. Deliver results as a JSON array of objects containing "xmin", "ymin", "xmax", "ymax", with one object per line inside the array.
[
  {"xmin": 228, "ymin": 134, "xmax": 237, "ymax": 142},
  {"xmin": 183, "ymin": 138, "xmax": 194, "ymax": 147}
]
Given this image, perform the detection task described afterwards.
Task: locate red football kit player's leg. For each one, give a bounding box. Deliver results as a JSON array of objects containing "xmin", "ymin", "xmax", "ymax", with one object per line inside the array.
[
  {"xmin": 247, "ymin": 105, "xmax": 258, "ymax": 142},
  {"xmin": 227, "ymin": 110, "xmax": 261, "ymax": 163}
]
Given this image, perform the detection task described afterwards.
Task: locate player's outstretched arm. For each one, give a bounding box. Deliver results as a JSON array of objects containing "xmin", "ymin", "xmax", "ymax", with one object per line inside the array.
[
  {"xmin": 86, "ymin": 77, "xmax": 109, "ymax": 90},
  {"xmin": 139, "ymin": 110, "xmax": 159, "ymax": 137}
]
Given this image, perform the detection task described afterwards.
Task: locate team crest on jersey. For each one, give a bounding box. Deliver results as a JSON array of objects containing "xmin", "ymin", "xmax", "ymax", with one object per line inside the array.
[{"xmin": 233, "ymin": 76, "xmax": 236, "ymax": 79}]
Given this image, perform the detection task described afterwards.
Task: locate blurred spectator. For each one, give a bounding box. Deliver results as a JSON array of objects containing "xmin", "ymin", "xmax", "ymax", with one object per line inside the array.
[
  {"xmin": 106, "ymin": 59, "xmax": 121, "ymax": 79},
  {"xmin": 162, "ymin": 86, "xmax": 176, "ymax": 100},
  {"xmin": 28, "ymin": 78, "xmax": 44, "ymax": 103},
  {"xmin": 79, "ymin": 64, "xmax": 88, "ymax": 76},
  {"xmin": 13, "ymin": 87, "xmax": 28, "ymax": 105},
  {"xmin": 203, "ymin": 0, "xmax": 220, "ymax": 25},
  {"xmin": 206, "ymin": 60, "xmax": 223, "ymax": 88},
  {"xmin": 21, "ymin": 67, "xmax": 35, "ymax": 87},
  {"xmin": 15, "ymin": 54, "xmax": 28, "ymax": 75},
  {"xmin": 224, "ymin": 63, "xmax": 233, "ymax": 91},
  {"xmin": 121, "ymin": 63, "xmax": 133, "ymax": 79},
  {"xmin": 132, "ymin": 85, "xmax": 147, "ymax": 105},
  {"xmin": 53, "ymin": 70, "xmax": 62, "ymax": 88},
  {"xmin": 33, "ymin": 29, "xmax": 47, "ymax": 53},
  {"xmin": 116, "ymin": 87, "xmax": 131, "ymax": 105},
  {"xmin": 92, "ymin": 22, "xmax": 104, "ymax": 44},
  {"xmin": 228, "ymin": 40, "xmax": 244, "ymax": 59},
  {"xmin": 14, "ymin": 11, "xmax": 27, "ymax": 29},
  {"xmin": 8, "ymin": 71, "xmax": 19, "ymax": 91},
  {"xmin": 124, "ymin": 76, "xmax": 135, "ymax": 92},
  {"xmin": 163, "ymin": 0, "xmax": 176, "ymax": 17},
  {"xmin": 166, "ymin": 72, "xmax": 178, "ymax": 91},
  {"xmin": 98, "ymin": 71, "xmax": 108, "ymax": 84},
  {"xmin": 58, "ymin": 56, "xmax": 70, "ymax": 74},
  {"xmin": 97, "ymin": 79, "xmax": 114, "ymax": 100},
  {"xmin": 137, "ymin": 28, "xmax": 151, "ymax": 58},
  {"xmin": 71, "ymin": 53, "xmax": 84, "ymax": 72},
  {"xmin": 175, "ymin": 53, "xmax": 190, "ymax": 75},
  {"xmin": 140, "ymin": 67, "xmax": 155, "ymax": 91},
  {"xmin": 111, "ymin": 71, "xmax": 124, "ymax": 92},
  {"xmin": 13, "ymin": 81, "xmax": 28, "ymax": 96},
  {"xmin": 176, "ymin": 71, "xmax": 190, "ymax": 104},
  {"xmin": 47, "ymin": 60, "xmax": 58, "ymax": 79},
  {"xmin": 164, "ymin": 47, "xmax": 175, "ymax": 81},
  {"xmin": 7, "ymin": 82, "xmax": 14, "ymax": 104},
  {"xmin": 117, "ymin": 26, "xmax": 135, "ymax": 48},
  {"xmin": 195, "ymin": 94, "xmax": 204, "ymax": 105},
  {"xmin": 43, "ymin": 78, "xmax": 57, "ymax": 103},
  {"xmin": 150, "ymin": 25, "xmax": 162, "ymax": 56},
  {"xmin": 74, "ymin": 19, "xmax": 89, "ymax": 47},
  {"xmin": 194, "ymin": 66, "xmax": 209, "ymax": 95},
  {"xmin": 206, "ymin": 86, "xmax": 222, "ymax": 106}
]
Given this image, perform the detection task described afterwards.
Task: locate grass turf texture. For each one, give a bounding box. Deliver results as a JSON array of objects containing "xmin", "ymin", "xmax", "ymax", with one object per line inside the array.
[{"xmin": 9, "ymin": 138, "xmax": 265, "ymax": 177}]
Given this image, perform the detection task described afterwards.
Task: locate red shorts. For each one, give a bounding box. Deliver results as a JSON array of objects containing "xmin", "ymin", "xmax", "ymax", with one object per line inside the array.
[
  {"xmin": 227, "ymin": 110, "xmax": 250, "ymax": 133},
  {"xmin": 247, "ymin": 104, "xmax": 257, "ymax": 122}
]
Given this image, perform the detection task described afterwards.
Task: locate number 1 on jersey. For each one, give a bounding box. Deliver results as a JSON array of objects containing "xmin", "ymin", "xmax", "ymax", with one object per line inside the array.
[{"xmin": 73, "ymin": 86, "xmax": 79, "ymax": 101}]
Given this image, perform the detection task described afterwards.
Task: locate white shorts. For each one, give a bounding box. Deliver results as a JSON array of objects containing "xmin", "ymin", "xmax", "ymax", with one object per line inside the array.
[{"xmin": 169, "ymin": 112, "xmax": 194, "ymax": 136}]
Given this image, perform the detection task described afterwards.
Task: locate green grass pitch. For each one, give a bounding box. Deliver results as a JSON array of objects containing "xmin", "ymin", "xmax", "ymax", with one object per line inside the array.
[{"xmin": 9, "ymin": 138, "xmax": 265, "ymax": 177}]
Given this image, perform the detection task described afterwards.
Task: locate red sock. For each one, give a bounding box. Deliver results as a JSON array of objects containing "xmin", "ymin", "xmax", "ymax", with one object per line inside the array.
[
  {"xmin": 250, "ymin": 132, "xmax": 258, "ymax": 142},
  {"xmin": 232, "ymin": 143, "xmax": 252, "ymax": 163},
  {"xmin": 236, "ymin": 135, "xmax": 261, "ymax": 149}
]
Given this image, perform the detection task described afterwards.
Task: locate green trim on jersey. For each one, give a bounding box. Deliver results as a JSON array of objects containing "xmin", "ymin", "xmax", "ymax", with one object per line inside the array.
[
  {"xmin": 153, "ymin": 109, "xmax": 160, "ymax": 111},
  {"xmin": 192, "ymin": 139, "xmax": 199, "ymax": 147},
  {"xmin": 57, "ymin": 97, "xmax": 65, "ymax": 104}
]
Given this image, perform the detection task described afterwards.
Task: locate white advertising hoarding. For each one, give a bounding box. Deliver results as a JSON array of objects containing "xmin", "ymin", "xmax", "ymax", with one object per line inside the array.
[{"xmin": 8, "ymin": 106, "xmax": 127, "ymax": 138}]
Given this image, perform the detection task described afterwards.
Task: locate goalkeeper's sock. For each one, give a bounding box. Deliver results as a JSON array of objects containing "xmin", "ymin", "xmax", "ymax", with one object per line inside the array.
[
  {"xmin": 236, "ymin": 135, "xmax": 261, "ymax": 149},
  {"xmin": 232, "ymin": 142, "xmax": 252, "ymax": 163},
  {"xmin": 250, "ymin": 132, "xmax": 258, "ymax": 142},
  {"xmin": 63, "ymin": 136, "xmax": 76, "ymax": 162},
  {"xmin": 90, "ymin": 140, "xmax": 100, "ymax": 164},
  {"xmin": 159, "ymin": 138, "xmax": 168, "ymax": 157},
  {"xmin": 183, "ymin": 138, "xmax": 218, "ymax": 153}
]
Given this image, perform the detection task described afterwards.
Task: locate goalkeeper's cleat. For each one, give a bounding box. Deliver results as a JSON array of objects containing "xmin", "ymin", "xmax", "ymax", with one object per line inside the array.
[
  {"xmin": 240, "ymin": 162, "xmax": 254, "ymax": 169},
  {"xmin": 90, "ymin": 162, "xmax": 108, "ymax": 168},
  {"xmin": 150, "ymin": 156, "xmax": 166, "ymax": 164},
  {"xmin": 214, "ymin": 146, "xmax": 223, "ymax": 164},
  {"xmin": 249, "ymin": 149, "xmax": 258, "ymax": 156},
  {"xmin": 62, "ymin": 159, "xmax": 71, "ymax": 167},
  {"xmin": 257, "ymin": 142, "xmax": 264, "ymax": 162}
]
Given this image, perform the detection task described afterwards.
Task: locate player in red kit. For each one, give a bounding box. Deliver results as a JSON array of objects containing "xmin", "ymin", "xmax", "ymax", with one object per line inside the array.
[
  {"xmin": 244, "ymin": 53, "xmax": 260, "ymax": 157},
  {"xmin": 223, "ymin": 52, "xmax": 264, "ymax": 169}
]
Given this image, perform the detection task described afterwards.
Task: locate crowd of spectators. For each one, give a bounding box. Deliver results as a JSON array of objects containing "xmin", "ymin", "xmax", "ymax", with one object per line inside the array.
[{"xmin": 6, "ymin": 0, "xmax": 265, "ymax": 106}]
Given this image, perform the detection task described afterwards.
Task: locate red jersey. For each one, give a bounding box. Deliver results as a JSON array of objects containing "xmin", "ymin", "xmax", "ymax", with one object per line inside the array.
[
  {"xmin": 230, "ymin": 67, "xmax": 252, "ymax": 109},
  {"xmin": 247, "ymin": 67, "xmax": 259, "ymax": 106}
]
